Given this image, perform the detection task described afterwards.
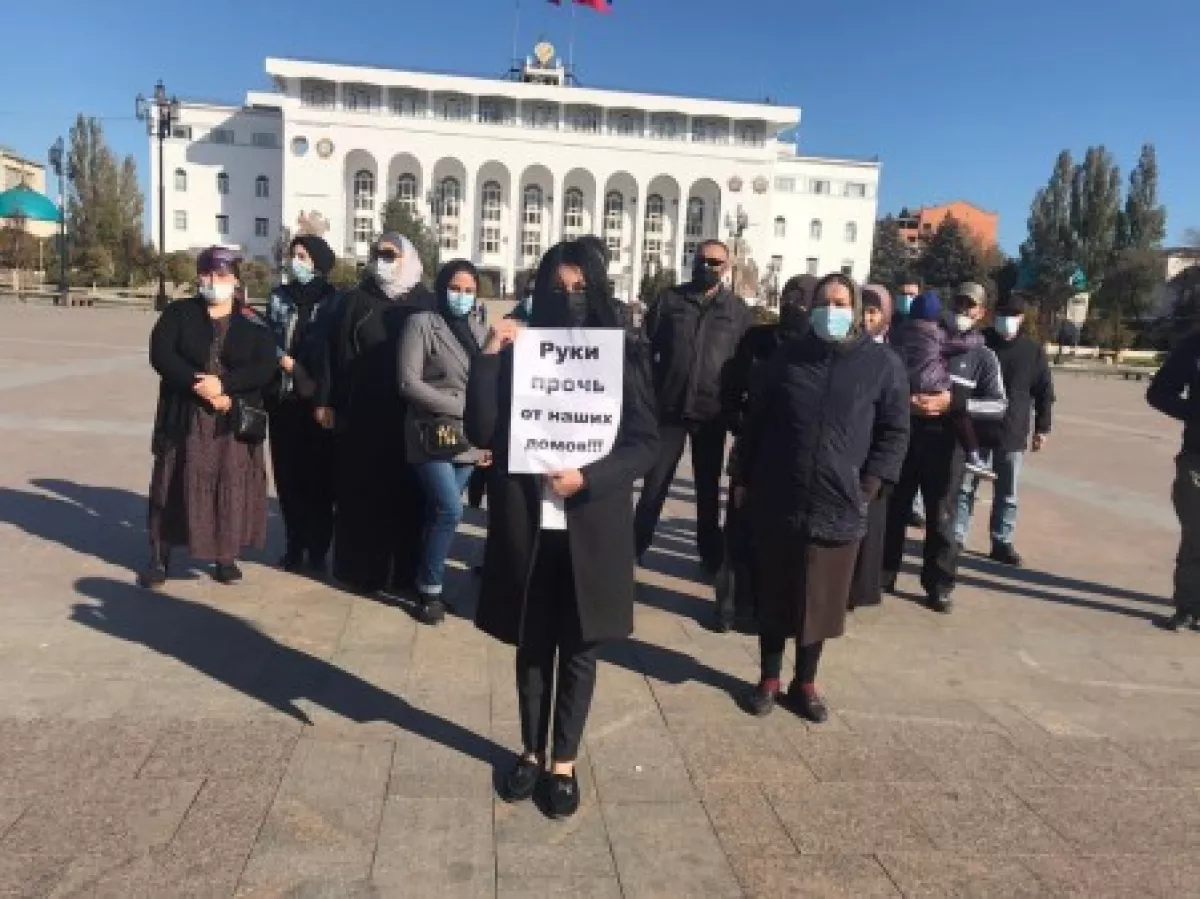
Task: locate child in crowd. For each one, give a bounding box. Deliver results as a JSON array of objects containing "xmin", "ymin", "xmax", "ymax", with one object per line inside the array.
[{"xmin": 891, "ymin": 292, "xmax": 996, "ymax": 480}]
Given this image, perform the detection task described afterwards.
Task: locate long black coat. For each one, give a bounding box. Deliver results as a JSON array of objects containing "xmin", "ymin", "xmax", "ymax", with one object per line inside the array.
[
  {"xmin": 149, "ymin": 296, "xmax": 277, "ymax": 455},
  {"xmin": 318, "ymin": 278, "xmax": 435, "ymax": 593},
  {"xmin": 464, "ymin": 341, "xmax": 659, "ymax": 646},
  {"xmin": 741, "ymin": 332, "xmax": 910, "ymax": 640}
]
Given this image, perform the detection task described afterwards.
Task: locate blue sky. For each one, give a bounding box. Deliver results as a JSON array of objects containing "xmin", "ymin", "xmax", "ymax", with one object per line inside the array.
[{"xmin": 2, "ymin": 0, "xmax": 1196, "ymax": 253}]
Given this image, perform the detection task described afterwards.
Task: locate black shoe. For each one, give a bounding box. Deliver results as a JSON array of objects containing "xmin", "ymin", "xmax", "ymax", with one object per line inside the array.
[
  {"xmin": 546, "ymin": 770, "xmax": 581, "ymax": 819},
  {"xmin": 786, "ymin": 683, "xmax": 829, "ymax": 724},
  {"xmin": 740, "ymin": 682, "xmax": 778, "ymax": 717},
  {"xmin": 279, "ymin": 549, "xmax": 304, "ymax": 572},
  {"xmin": 306, "ymin": 554, "xmax": 327, "ymax": 577},
  {"xmin": 1164, "ymin": 610, "xmax": 1196, "ymax": 632},
  {"xmin": 500, "ymin": 756, "xmax": 543, "ymax": 803},
  {"xmin": 418, "ymin": 594, "xmax": 447, "ymax": 625},
  {"xmin": 882, "ymin": 574, "xmax": 897, "ymax": 595},
  {"xmin": 213, "ymin": 563, "xmax": 243, "ymax": 584},
  {"xmin": 908, "ymin": 512, "xmax": 926, "ymax": 528},
  {"xmin": 927, "ymin": 589, "xmax": 954, "ymax": 614},
  {"xmin": 137, "ymin": 564, "xmax": 167, "ymax": 590},
  {"xmin": 989, "ymin": 543, "xmax": 1023, "ymax": 567}
]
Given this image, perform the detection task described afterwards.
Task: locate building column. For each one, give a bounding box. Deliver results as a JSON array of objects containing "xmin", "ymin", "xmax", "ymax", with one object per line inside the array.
[
  {"xmin": 550, "ymin": 169, "xmax": 566, "ymax": 246},
  {"xmin": 458, "ymin": 169, "xmax": 475, "ymax": 266},
  {"xmin": 628, "ymin": 187, "xmax": 644, "ymax": 304}
]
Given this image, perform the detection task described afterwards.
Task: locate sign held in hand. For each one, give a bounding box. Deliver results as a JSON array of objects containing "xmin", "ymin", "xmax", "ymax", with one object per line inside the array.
[{"xmin": 507, "ymin": 328, "xmax": 624, "ymax": 474}]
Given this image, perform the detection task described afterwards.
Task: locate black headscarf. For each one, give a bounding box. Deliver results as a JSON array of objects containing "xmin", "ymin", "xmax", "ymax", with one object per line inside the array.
[
  {"xmin": 778, "ymin": 273, "xmax": 819, "ymax": 339},
  {"xmin": 434, "ymin": 259, "xmax": 481, "ymax": 358},
  {"xmin": 529, "ymin": 239, "xmax": 622, "ymax": 329},
  {"xmin": 284, "ymin": 234, "xmax": 337, "ymax": 315}
]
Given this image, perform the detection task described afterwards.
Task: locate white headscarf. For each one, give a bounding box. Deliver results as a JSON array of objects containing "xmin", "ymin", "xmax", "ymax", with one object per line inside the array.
[{"xmin": 374, "ymin": 232, "xmax": 424, "ymax": 298}]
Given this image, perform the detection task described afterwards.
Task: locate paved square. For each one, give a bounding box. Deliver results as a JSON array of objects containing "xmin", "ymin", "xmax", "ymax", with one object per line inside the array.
[{"xmin": 1, "ymin": 304, "xmax": 1198, "ymax": 897}]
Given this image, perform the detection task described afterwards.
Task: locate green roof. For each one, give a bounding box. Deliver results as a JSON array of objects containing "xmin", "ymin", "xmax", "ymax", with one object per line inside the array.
[{"xmin": 0, "ymin": 184, "xmax": 62, "ymax": 223}]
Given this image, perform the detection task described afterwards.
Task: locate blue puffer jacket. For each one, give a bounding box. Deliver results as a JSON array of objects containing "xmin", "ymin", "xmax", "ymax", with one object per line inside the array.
[{"xmin": 740, "ymin": 330, "xmax": 911, "ymax": 542}]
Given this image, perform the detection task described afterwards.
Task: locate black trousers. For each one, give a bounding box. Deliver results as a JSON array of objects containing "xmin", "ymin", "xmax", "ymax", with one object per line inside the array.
[
  {"xmin": 634, "ymin": 420, "xmax": 727, "ymax": 565},
  {"xmin": 882, "ymin": 422, "xmax": 965, "ymax": 596},
  {"xmin": 516, "ymin": 531, "xmax": 599, "ymax": 763},
  {"xmin": 849, "ymin": 486, "xmax": 890, "ymax": 610},
  {"xmin": 759, "ymin": 634, "xmax": 824, "ymax": 684},
  {"xmin": 269, "ymin": 402, "xmax": 335, "ymax": 562}
]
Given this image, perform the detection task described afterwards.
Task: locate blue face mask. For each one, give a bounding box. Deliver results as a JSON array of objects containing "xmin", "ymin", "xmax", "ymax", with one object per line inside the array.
[
  {"xmin": 811, "ymin": 306, "xmax": 855, "ymax": 341},
  {"xmin": 445, "ymin": 289, "xmax": 476, "ymax": 317},
  {"xmin": 290, "ymin": 258, "xmax": 315, "ymax": 285},
  {"xmin": 520, "ymin": 295, "xmax": 533, "ymax": 313},
  {"xmin": 996, "ymin": 315, "xmax": 1022, "ymax": 338},
  {"xmin": 897, "ymin": 294, "xmax": 915, "ymax": 315}
]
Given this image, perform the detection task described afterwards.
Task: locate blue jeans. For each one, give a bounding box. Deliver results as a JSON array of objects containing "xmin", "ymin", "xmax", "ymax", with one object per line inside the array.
[
  {"xmin": 954, "ymin": 450, "xmax": 1023, "ymax": 546},
  {"xmin": 414, "ymin": 461, "xmax": 473, "ymax": 595}
]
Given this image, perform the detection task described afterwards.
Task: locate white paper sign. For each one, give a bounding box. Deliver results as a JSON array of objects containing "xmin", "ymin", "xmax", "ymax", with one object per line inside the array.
[{"xmin": 507, "ymin": 328, "xmax": 625, "ymax": 474}]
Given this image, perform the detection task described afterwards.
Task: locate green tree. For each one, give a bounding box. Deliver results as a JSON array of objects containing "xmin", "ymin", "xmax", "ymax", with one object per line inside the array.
[
  {"xmin": 868, "ymin": 215, "xmax": 912, "ymax": 287},
  {"xmin": 916, "ymin": 215, "xmax": 986, "ymax": 294},
  {"xmin": 1119, "ymin": 143, "xmax": 1167, "ymax": 251},
  {"xmin": 378, "ymin": 200, "xmax": 439, "ymax": 284},
  {"xmin": 1068, "ymin": 146, "xmax": 1122, "ymax": 289},
  {"xmin": 163, "ymin": 250, "xmax": 195, "ymax": 289},
  {"xmin": 1021, "ymin": 150, "xmax": 1077, "ymax": 317},
  {"xmin": 240, "ymin": 260, "xmax": 273, "ymax": 302},
  {"xmin": 328, "ymin": 258, "xmax": 362, "ymax": 289},
  {"xmin": 66, "ymin": 115, "xmax": 145, "ymax": 285}
]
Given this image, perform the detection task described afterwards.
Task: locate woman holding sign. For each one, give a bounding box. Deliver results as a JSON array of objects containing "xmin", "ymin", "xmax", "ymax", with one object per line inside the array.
[
  {"xmin": 736, "ymin": 273, "xmax": 910, "ymax": 723},
  {"xmin": 465, "ymin": 239, "xmax": 658, "ymax": 820},
  {"xmin": 398, "ymin": 259, "xmax": 488, "ymax": 625}
]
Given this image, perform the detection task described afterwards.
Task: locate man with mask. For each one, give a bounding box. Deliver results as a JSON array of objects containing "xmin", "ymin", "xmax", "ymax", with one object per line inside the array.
[
  {"xmin": 1147, "ymin": 313, "xmax": 1200, "ymax": 631},
  {"xmin": 954, "ymin": 292, "xmax": 1054, "ymax": 565},
  {"xmin": 635, "ymin": 239, "xmax": 752, "ymax": 572},
  {"xmin": 881, "ymin": 282, "xmax": 1007, "ymax": 613}
]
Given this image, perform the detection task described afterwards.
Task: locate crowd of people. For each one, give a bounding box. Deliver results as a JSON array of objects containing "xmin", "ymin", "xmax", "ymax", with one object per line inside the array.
[{"xmin": 141, "ymin": 231, "xmax": 1065, "ymax": 819}]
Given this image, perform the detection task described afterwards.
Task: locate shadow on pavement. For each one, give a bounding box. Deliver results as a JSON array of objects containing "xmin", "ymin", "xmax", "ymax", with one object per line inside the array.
[{"xmin": 70, "ymin": 575, "xmax": 509, "ymax": 769}]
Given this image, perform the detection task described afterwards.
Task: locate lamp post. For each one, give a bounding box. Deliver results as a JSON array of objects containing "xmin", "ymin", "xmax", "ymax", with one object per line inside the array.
[
  {"xmin": 724, "ymin": 204, "xmax": 749, "ymax": 298},
  {"xmin": 136, "ymin": 80, "xmax": 180, "ymax": 311},
  {"xmin": 47, "ymin": 138, "xmax": 70, "ymax": 303}
]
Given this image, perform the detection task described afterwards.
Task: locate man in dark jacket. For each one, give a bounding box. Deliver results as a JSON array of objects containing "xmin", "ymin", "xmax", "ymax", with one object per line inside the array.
[
  {"xmin": 634, "ymin": 239, "xmax": 752, "ymax": 571},
  {"xmin": 954, "ymin": 292, "xmax": 1054, "ymax": 565},
  {"xmin": 882, "ymin": 282, "xmax": 1008, "ymax": 612},
  {"xmin": 1147, "ymin": 322, "xmax": 1200, "ymax": 630}
]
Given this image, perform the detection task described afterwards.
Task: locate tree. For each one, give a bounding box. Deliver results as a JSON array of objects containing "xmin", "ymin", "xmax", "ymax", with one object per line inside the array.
[
  {"xmin": 1119, "ymin": 144, "xmax": 1167, "ymax": 252},
  {"xmin": 1020, "ymin": 150, "xmax": 1077, "ymax": 317},
  {"xmin": 916, "ymin": 215, "xmax": 986, "ymax": 294},
  {"xmin": 240, "ymin": 261, "xmax": 273, "ymax": 302},
  {"xmin": 868, "ymin": 215, "xmax": 911, "ymax": 287},
  {"xmin": 378, "ymin": 200, "xmax": 439, "ymax": 284},
  {"xmin": 65, "ymin": 115, "xmax": 145, "ymax": 285},
  {"xmin": 163, "ymin": 251, "xmax": 195, "ymax": 289},
  {"xmin": 1068, "ymin": 146, "xmax": 1122, "ymax": 289},
  {"xmin": 328, "ymin": 259, "xmax": 362, "ymax": 289},
  {"xmin": 639, "ymin": 267, "xmax": 677, "ymax": 304}
]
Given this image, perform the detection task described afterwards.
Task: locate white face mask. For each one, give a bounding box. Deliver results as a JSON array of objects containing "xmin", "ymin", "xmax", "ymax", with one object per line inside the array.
[
  {"xmin": 954, "ymin": 314, "xmax": 975, "ymax": 334},
  {"xmin": 200, "ymin": 282, "xmax": 235, "ymax": 304},
  {"xmin": 996, "ymin": 315, "xmax": 1022, "ymax": 338}
]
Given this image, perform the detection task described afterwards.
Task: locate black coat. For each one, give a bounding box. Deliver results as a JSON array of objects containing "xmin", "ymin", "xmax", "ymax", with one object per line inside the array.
[
  {"xmin": 1148, "ymin": 332, "xmax": 1200, "ymax": 453},
  {"xmin": 149, "ymin": 296, "xmax": 277, "ymax": 454},
  {"xmin": 645, "ymin": 283, "xmax": 751, "ymax": 424},
  {"xmin": 740, "ymin": 332, "xmax": 911, "ymax": 544},
  {"xmin": 464, "ymin": 341, "xmax": 659, "ymax": 646},
  {"xmin": 976, "ymin": 329, "xmax": 1054, "ymax": 452}
]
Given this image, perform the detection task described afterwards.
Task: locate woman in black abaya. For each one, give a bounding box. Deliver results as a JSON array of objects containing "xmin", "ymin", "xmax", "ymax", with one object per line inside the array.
[{"xmin": 314, "ymin": 233, "xmax": 434, "ymax": 594}]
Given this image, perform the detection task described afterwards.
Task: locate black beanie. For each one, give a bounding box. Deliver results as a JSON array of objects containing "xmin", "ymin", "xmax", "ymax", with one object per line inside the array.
[
  {"xmin": 291, "ymin": 234, "xmax": 336, "ymax": 276},
  {"xmin": 996, "ymin": 293, "xmax": 1028, "ymax": 316}
]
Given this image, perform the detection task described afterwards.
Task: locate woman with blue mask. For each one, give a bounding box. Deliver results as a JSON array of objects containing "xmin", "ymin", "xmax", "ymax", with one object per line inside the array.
[
  {"xmin": 735, "ymin": 272, "xmax": 910, "ymax": 723},
  {"xmin": 398, "ymin": 259, "xmax": 489, "ymax": 624},
  {"xmin": 264, "ymin": 234, "xmax": 339, "ymax": 573}
]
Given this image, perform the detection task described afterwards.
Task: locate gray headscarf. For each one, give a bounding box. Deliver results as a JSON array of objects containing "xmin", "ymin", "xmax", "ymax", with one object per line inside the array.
[{"xmin": 372, "ymin": 232, "xmax": 424, "ymax": 298}]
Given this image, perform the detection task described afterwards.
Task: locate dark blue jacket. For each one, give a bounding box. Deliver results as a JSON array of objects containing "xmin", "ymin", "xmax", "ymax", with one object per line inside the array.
[{"xmin": 740, "ymin": 331, "xmax": 910, "ymax": 542}]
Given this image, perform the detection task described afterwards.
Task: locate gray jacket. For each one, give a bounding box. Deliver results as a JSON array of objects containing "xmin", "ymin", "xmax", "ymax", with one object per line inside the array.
[{"xmin": 398, "ymin": 311, "xmax": 486, "ymax": 464}]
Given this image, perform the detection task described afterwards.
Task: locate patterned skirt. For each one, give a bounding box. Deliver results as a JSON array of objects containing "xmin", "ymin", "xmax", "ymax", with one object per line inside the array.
[{"xmin": 148, "ymin": 408, "xmax": 268, "ymax": 562}]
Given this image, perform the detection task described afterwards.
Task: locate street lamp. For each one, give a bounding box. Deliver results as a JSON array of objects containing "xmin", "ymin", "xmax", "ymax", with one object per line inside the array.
[
  {"xmin": 136, "ymin": 80, "xmax": 180, "ymax": 311},
  {"xmin": 47, "ymin": 137, "xmax": 70, "ymax": 303}
]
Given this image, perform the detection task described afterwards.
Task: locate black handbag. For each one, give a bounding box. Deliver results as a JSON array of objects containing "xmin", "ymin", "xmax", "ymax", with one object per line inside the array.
[
  {"xmin": 231, "ymin": 397, "xmax": 268, "ymax": 444},
  {"xmin": 415, "ymin": 417, "xmax": 470, "ymax": 459}
]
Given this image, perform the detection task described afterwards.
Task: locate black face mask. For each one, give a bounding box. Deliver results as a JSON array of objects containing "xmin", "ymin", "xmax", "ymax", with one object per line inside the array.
[
  {"xmin": 779, "ymin": 302, "xmax": 810, "ymax": 338},
  {"xmin": 694, "ymin": 266, "xmax": 721, "ymax": 291},
  {"xmin": 535, "ymin": 289, "xmax": 591, "ymax": 327}
]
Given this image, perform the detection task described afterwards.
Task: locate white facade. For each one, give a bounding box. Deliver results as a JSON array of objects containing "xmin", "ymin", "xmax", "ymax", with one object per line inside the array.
[{"xmin": 151, "ymin": 52, "xmax": 880, "ymax": 297}]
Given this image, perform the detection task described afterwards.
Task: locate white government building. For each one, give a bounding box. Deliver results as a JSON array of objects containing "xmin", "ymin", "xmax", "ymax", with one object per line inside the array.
[{"xmin": 150, "ymin": 46, "xmax": 881, "ymax": 300}]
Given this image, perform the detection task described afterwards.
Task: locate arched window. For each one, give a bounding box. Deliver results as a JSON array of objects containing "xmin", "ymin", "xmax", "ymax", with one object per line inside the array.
[
  {"xmin": 774, "ymin": 216, "xmax": 787, "ymax": 239},
  {"xmin": 396, "ymin": 173, "xmax": 418, "ymax": 213},
  {"xmin": 353, "ymin": 170, "xmax": 376, "ymax": 212},
  {"xmin": 479, "ymin": 180, "xmax": 502, "ymax": 255},
  {"xmin": 216, "ymin": 172, "xmax": 229, "ymax": 195},
  {"xmin": 562, "ymin": 188, "xmax": 584, "ymax": 238},
  {"xmin": 642, "ymin": 194, "xmax": 665, "ymax": 269},
  {"xmin": 844, "ymin": 221, "xmax": 858, "ymax": 243},
  {"xmin": 435, "ymin": 176, "xmax": 462, "ymax": 251},
  {"xmin": 173, "ymin": 168, "xmax": 187, "ymax": 192},
  {"xmin": 603, "ymin": 191, "xmax": 625, "ymax": 262},
  {"xmin": 255, "ymin": 175, "xmax": 269, "ymax": 199},
  {"xmin": 683, "ymin": 197, "xmax": 705, "ymax": 268},
  {"xmin": 810, "ymin": 218, "xmax": 823, "ymax": 240},
  {"xmin": 521, "ymin": 185, "xmax": 544, "ymax": 264}
]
